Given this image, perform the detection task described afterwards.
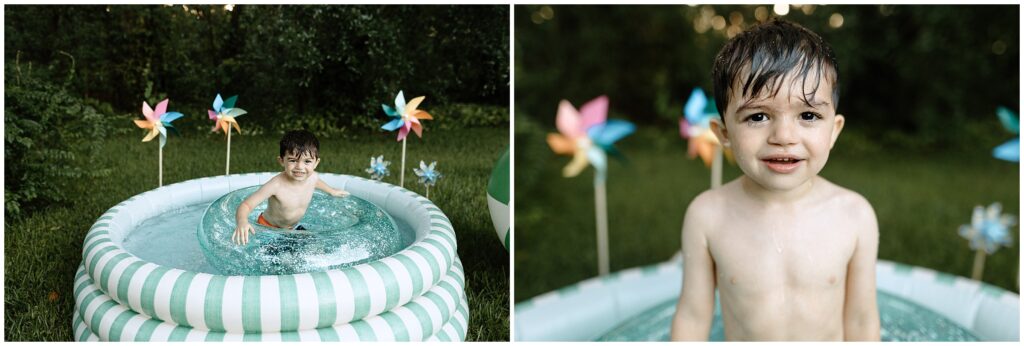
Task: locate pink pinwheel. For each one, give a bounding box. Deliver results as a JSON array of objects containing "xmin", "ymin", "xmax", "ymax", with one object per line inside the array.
[
  {"xmin": 134, "ymin": 99, "xmax": 183, "ymax": 149},
  {"xmin": 546, "ymin": 95, "xmax": 634, "ymax": 276},
  {"xmin": 134, "ymin": 99, "xmax": 183, "ymax": 187},
  {"xmin": 546, "ymin": 95, "xmax": 635, "ymax": 180}
]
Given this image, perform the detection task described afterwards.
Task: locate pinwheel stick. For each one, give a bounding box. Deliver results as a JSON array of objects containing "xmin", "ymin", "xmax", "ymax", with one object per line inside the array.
[
  {"xmin": 594, "ymin": 176, "xmax": 610, "ymax": 276},
  {"xmin": 971, "ymin": 249, "xmax": 986, "ymax": 281},
  {"xmin": 158, "ymin": 144, "xmax": 163, "ymax": 187},
  {"xmin": 400, "ymin": 137, "xmax": 407, "ymax": 187},
  {"xmin": 426, "ymin": 185, "xmax": 430, "ymax": 199},
  {"xmin": 711, "ymin": 146, "xmax": 723, "ymax": 189},
  {"xmin": 226, "ymin": 129, "xmax": 232, "ymax": 175}
]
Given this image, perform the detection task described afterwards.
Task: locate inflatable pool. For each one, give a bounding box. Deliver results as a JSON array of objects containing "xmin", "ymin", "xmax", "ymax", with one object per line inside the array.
[
  {"xmin": 74, "ymin": 173, "xmax": 468, "ymax": 341},
  {"xmin": 514, "ymin": 254, "xmax": 1019, "ymax": 341}
]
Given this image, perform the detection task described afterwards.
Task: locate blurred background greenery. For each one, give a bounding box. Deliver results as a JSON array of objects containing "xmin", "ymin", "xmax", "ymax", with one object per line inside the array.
[{"xmin": 515, "ymin": 5, "xmax": 1019, "ymax": 301}]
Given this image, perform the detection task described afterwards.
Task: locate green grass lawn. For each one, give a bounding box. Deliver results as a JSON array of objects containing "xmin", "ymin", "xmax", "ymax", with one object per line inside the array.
[
  {"xmin": 4, "ymin": 127, "xmax": 510, "ymax": 341},
  {"xmin": 515, "ymin": 125, "xmax": 1019, "ymax": 302}
]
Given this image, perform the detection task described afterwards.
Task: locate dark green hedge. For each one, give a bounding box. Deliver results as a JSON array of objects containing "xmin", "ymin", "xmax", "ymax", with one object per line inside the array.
[
  {"xmin": 5, "ymin": 5, "xmax": 509, "ymax": 131},
  {"xmin": 4, "ymin": 63, "xmax": 127, "ymax": 219}
]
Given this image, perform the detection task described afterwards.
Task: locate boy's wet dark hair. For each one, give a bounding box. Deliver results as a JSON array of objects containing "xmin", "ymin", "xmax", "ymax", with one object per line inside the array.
[
  {"xmin": 279, "ymin": 129, "xmax": 320, "ymax": 159},
  {"xmin": 712, "ymin": 19, "xmax": 839, "ymax": 120}
]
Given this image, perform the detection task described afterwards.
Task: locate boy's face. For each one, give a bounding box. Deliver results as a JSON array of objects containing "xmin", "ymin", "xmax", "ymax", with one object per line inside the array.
[
  {"xmin": 712, "ymin": 69, "xmax": 844, "ymax": 192},
  {"xmin": 278, "ymin": 151, "xmax": 320, "ymax": 182}
]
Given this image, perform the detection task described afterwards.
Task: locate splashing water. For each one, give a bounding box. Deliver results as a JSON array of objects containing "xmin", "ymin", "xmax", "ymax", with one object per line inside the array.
[{"xmin": 197, "ymin": 187, "xmax": 409, "ymax": 275}]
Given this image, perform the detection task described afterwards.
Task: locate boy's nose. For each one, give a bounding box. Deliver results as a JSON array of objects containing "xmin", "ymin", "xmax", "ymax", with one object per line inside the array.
[{"xmin": 767, "ymin": 120, "xmax": 798, "ymax": 146}]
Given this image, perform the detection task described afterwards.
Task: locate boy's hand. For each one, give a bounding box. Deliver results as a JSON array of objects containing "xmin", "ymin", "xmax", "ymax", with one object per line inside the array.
[
  {"xmin": 330, "ymin": 189, "xmax": 350, "ymax": 198},
  {"xmin": 233, "ymin": 222, "xmax": 256, "ymax": 245}
]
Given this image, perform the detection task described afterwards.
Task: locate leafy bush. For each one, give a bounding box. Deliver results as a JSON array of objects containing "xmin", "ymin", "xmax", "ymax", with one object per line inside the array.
[
  {"xmin": 5, "ymin": 5, "xmax": 509, "ymax": 131},
  {"xmin": 4, "ymin": 62, "xmax": 126, "ymax": 219}
]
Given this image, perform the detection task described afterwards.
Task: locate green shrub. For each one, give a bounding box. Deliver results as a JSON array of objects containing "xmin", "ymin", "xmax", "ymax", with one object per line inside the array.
[
  {"xmin": 4, "ymin": 63, "xmax": 125, "ymax": 219},
  {"xmin": 431, "ymin": 103, "xmax": 510, "ymax": 130}
]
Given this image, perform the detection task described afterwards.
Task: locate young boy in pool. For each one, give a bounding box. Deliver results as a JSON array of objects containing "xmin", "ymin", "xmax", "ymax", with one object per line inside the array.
[
  {"xmin": 233, "ymin": 129, "xmax": 349, "ymax": 245},
  {"xmin": 670, "ymin": 19, "xmax": 880, "ymax": 341}
]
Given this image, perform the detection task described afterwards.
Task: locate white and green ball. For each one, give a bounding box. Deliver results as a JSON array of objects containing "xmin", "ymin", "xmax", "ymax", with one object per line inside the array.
[{"xmin": 487, "ymin": 149, "xmax": 510, "ymax": 250}]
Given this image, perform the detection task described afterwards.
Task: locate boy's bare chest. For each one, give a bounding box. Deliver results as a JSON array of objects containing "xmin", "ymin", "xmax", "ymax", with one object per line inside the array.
[
  {"xmin": 270, "ymin": 183, "xmax": 316, "ymax": 211},
  {"xmin": 708, "ymin": 216, "xmax": 857, "ymax": 291}
]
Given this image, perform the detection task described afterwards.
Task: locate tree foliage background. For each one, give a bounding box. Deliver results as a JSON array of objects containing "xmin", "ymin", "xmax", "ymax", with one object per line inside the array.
[
  {"xmin": 6, "ymin": 5, "xmax": 509, "ymax": 128},
  {"xmin": 4, "ymin": 5, "xmax": 509, "ymax": 219},
  {"xmin": 515, "ymin": 5, "xmax": 1018, "ymax": 151}
]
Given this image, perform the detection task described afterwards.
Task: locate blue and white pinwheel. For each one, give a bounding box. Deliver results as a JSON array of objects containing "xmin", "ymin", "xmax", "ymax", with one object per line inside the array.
[
  {"xmin": 413, "ymin": 161, "xmax": 442, "ymax": 187},
  {"xmin": 959, "ymin": 202, "xmax": 1016, "ymax": 254},
  {"xmin": 381, "ymin": 90, "xmax": 434, "ymax": 141},
  {"xmin": 679, "ymin": 88, "xmax": 724, "ymax": 167},
  {"xmin": 546, "ymin": 95, "xmax": 636, "ymax": 181},
  {"xmin": 993, "ymin": 107, "xmax": 1019, "ymax": 162},
  {"xmin": 134, "ymin": 99, "xmax": 183, "ymax": 149},
  {"xmin": 365, "ymin": 155, "xmax": 391, "ymax": 181}
]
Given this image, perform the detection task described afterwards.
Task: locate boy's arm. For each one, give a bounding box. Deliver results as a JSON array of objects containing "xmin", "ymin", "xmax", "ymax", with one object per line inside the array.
[
  {"xmin": 233, "ymin": 179, "xmax": 278, "ymax": 245},
  {"xmin": 670, "ymin": 200, "xmax": 717, "ymax": 341},
  {"xmin": 843, "ymin": 200, "xmax": 881, "ymax": 341},
  {"xmin": 316, "ymin": 178, "xmax": 349, "ymax": 197}
]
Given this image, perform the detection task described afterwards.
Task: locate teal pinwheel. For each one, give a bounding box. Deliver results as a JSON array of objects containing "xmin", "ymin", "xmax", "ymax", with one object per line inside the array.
[
  {"xmin": 365, "ymin": 155, "xmax": 391, "ymax": 181},
  {"xmin": 134, "ymin": 99, "xmax": 183, "ymax": 149},
  {"xmin": 993, "ymin": 107, "xmax": 1019, "ymax": 162},
  {"xmin": 208, "ymin": 94, "xmax": 248, "ymax": 135},
  {"xmin": 414, "ymin": 161, "xmax": 442, "ymax": 187},
  {"xmin": 208, "ymin": 94, "xmax": 248, "ymax": 175},
  {"xmin": 381, "ymin": 90, "xmax": 434, "ymax": 187},
  {"xmin": 546, "ymin": 95, "xmax": 636, "ymax": 181},
  {"xmin": 959, "ymin": 202, "xmax": 1016, "ymax": 254},
  {"xmin": 679, "ymin": 88, "xmax": 728, "ymax": 167}
]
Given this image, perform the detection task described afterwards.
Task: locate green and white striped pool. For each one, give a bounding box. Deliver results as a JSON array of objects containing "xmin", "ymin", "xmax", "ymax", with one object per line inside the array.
[{"xmin": 74, "ymin": 173, "xmax": 468, "ymax": 341}]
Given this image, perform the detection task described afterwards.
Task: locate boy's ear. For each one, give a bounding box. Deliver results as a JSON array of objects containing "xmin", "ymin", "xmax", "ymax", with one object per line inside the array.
[
  {"xmin": 830, "ymin": 114, "xmax": 846, "ymax": 149},
  {"xmin": 710, "ymin": 118, "xmax": 730, "ymax": 148}
]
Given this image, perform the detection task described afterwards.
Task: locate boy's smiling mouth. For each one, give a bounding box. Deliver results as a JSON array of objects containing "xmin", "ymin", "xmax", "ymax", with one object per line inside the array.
[{"xmin": 761, "ymin": 154, "xmax": 804, "ymax": 173}]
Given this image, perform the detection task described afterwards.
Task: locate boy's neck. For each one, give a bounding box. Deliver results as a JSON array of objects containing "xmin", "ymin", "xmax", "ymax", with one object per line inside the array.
[{"xmin": 739, "ymin": 175, "xmax": 818, "ymax": 207}]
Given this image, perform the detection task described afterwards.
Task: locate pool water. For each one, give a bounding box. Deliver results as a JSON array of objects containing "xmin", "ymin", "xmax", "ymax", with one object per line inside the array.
[
  {"xmin": 123, "ymin": 190, "xmax": 415, "ymax": 275},
  {"xmin": 596, "ymin": 290, "xmax": 978, "ymax": 341}
]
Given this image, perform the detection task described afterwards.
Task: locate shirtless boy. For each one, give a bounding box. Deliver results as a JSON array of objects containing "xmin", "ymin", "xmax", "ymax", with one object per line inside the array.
[
  {"xmin": 233, "ymin": 130, "xmax": 349, "ymax": 245},
  {"xmin": 670, "ymin": 19, "xmax": 880, "ymax": 341}
]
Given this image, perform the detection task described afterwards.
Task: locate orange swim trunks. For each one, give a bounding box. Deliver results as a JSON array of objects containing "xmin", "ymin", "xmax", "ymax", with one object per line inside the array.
[
  {"xmin": 257, "ymin": 213, "xmax": 306, "ymax": 230},
  {"xmin": 257, "ymin": 213, "xmax": 285, "ymax": 229}
]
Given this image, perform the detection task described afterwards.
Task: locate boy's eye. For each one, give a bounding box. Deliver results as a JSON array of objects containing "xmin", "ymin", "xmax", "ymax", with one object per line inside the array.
[
  {"xmin": 746, "ymin": 113, "xmax": 768, "ymax": 123},
  {"xmin": 800, "ymin": 112, "xmax": 823, "ymax": 121}
]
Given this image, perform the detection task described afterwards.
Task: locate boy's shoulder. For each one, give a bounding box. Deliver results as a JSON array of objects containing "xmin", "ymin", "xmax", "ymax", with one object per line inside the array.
[
  {"xmin": 682, "ymin": 186, "xmax": 732, "ymax": 232},
  {"xmin": 814, "ymin": 178, "xmax": 878, "ymax": 232},
  {"xmin": 816, "ymin": 178, "xmax": 874, "ymax": 214}
]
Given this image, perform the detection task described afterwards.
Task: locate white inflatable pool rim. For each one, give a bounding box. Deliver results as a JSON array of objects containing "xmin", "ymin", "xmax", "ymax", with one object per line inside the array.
[
  {"xmin": 514, "ymin": 255, "xmax": 1019, "ymax": 341},
  {"xmin": 77, "ymin": 173, "xmax": 463, "ymax": 336}
]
